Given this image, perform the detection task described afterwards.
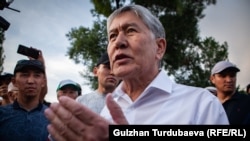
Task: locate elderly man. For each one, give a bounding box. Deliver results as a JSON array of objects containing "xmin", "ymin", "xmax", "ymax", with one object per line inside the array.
[{"xmin": 45, "ymin": 4, "xmax": 229, "ymax": 141}]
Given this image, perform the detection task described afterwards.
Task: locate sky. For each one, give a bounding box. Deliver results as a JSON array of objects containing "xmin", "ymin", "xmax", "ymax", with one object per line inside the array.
[{"xmin": 1, "ymin": 0, "xmax": 249, "ymax": 103}]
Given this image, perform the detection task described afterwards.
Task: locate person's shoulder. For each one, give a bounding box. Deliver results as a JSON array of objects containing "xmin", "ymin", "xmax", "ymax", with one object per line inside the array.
[
  {"xmin": 174, "ymin": 83, "xmax": 217, "ymax": 99},
  {"xmin": 175, "ymin": 83, "xmax": 208, "ymax": 93},
  {"xmin": 234, "ymin": 92, "xmax": 250, "ymax": 99},
  {"xmin": 76, "ymin": 94, "xmax": 86, "ymax": 101},
  {"xmin": 76, "ymin": 91, "xmax": 97, "ymax": 101},
  {"xmin": 0, "ymin": 104, "xmax": 13, "ymax": 114},
  {"xmin": 43, "ymin": 100, "xmax": 51, "ymax": 107}
]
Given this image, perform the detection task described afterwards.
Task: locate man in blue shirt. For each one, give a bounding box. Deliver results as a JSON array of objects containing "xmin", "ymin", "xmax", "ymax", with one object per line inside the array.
[{"xmin": 0, "ymin": 59, "xmax": 49, "ymax": 141}]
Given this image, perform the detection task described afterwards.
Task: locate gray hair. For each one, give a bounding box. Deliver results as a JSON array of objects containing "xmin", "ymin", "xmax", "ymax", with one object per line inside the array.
[{"xmin": 107, "ymin": 4, "xmax": 165, "ymax": 39}]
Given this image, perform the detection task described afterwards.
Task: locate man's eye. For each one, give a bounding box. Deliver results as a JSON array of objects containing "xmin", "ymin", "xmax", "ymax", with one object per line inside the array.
[
  {"xmin": 109, "ymin": 34, "xmax": 117, "ymax": 40},
  {"xmin": 127, "ymin": 28, "xmax": 135, "ymax": 33}
]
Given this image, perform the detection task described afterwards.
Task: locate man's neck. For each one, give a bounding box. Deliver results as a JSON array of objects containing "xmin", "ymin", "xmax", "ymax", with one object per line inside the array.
[
  {"xmin": 17, "ymin": 96, "xmax": 40, "ymax": 111},
  {"xmin": 217, "ymin": 91, "xmax": 235, "ymax": 103}
]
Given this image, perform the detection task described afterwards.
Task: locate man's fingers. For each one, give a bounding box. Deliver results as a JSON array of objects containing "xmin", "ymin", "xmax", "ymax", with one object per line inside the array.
[
  {"xmin": 106, "ymin": 94, "xmax": 128, "ymax": 124},
  {"xmin": 58, "ymin": 96, "xmax": 103, "ymax": 125},
  {"xmin": 45, "ymin": 103, "xmax": 85, "ymax": 141}
]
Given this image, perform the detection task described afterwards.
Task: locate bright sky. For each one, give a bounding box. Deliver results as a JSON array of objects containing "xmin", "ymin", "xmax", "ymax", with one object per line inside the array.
[{"xmin": 1, "ymin": 0, "xmax": 249, "ymax": 102}]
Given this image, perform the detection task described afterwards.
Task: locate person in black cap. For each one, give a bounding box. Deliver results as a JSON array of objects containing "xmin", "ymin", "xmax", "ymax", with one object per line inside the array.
[
  {"xmin": 0, "ymin": 59, "xmax": 49, "ymax": 140},
  {"xmin": 210, "ymin": 60, "xmax": 250, "ymax": 124},
  {"xmin": 0, "ymin": 72, "xmax": 13, "ymax": 106},
  {"xmin": 76, "ymin": 52, "xmax": 120, "ymax": 114}
]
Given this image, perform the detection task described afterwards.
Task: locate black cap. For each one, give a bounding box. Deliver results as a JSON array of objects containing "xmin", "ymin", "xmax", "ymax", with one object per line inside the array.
[
  {"xmin": 0, "ymin": 72, "xmax": 13, "ymax": 84},
  {"xmin": 0, "ymin": 72, "xmax": 13, "ymax": 78},
  {"xmin": 14, "ymin": 59, "xmax": 45, "ymax": 74},
  {"xmin": 96, "ymin": 53, "xmax": 109, "ymax": 66}
]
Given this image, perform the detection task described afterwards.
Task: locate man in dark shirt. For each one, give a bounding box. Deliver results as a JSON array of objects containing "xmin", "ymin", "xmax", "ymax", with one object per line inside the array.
[
  {"xmin": 0, "ymin": 59, "xmax": 49, "ymax": 141},
  {"xmin": 210, "ymin": 60, "xmax": 250, "ymax": 124}
]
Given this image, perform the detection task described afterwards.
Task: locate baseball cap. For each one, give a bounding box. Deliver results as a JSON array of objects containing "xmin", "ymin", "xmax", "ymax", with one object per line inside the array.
[
  {"xmin": 211, "ymin": 60, "xmax": 240, "ymax": 75},
  {"xmin": 56, "ymin": 79, "xmax": 81, "ymax": 92},
  {"xmin": 0, "ymin": 72, "xmax": 13, "ymax": 79},
  {"xmin": 14, "ymin": 59, "xmax": 45, "ymax": 74},
  {"xmin": 0, "ymin": 72, "xmax": 13, "ymax": 77},
  {"xmin": 0, "ymin": 72, "xmax": 13, "ymax": 85},
  {"xmin": 96, "ymin": 53, "xmax": 109, "ymax": 66}
]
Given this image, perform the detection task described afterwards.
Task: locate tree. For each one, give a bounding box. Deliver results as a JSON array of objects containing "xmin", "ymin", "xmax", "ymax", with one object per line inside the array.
[
  {"xmin": 66, "ymin": 18, "xmax": 108, "ymax": 89},
  {"xmin": 0, "ymin": 28, "xmax": 6, "ymax": 74},
  {"xmin": 66, "ymin": 0, "xmax": 228, "ymax": 90},
  {"xmin": 174, "ymin": 37, "xmax": 228, "ymax": 87}
]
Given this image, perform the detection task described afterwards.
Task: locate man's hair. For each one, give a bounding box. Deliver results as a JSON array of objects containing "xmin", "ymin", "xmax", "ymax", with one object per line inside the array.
[{"xmin": 107, "ymin": 4, "xmax": 165, "ymax": 39}]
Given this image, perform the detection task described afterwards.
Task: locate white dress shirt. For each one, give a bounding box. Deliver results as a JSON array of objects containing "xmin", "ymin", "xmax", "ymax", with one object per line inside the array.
[{"xmin": 101, "ymin": 70, "xmax": 229, "ymax": 124}]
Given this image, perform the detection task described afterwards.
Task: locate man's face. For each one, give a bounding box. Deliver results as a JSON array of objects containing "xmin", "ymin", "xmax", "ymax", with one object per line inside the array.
[
  {"xmin": 0, "ymin": 77, "xmax": 12, "ymax": 97},
  {"xmin": 94, "ymin": 63, "xmax": 120, "ymax": 92},
  {"xmin": 107, "ymin": 11, "xmax": 165, "ymax": 79},
  {"xmin": 13, "ymin": 69, "xmax": 45, "ymax": 98},
  {"xmin": 57, "ymin": 86, "xmax": 78, "ymax": 100},
  {"xmin": 210, "ymin": 70, "xmax": 237, "ymax": 95}
]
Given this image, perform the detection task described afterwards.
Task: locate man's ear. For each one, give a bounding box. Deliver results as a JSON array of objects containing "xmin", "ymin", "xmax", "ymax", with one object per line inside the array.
[
  {"xmin": 93, "ymin": 66, "xmax": 98, "ymax": 77},
  {"xmin": 11, "ymin": 77, "xmax": 17, "ymax": 87},
  {"xmin": 210, "ymin": 75, "xmax": 215, "ymax": 85},
  {"xmin": 156, "ymin": 38, "xmax": 166, "ymax": 60}
]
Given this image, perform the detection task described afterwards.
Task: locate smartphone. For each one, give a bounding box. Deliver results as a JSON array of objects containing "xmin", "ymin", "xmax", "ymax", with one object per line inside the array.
[{"xmin": 17, "ymin": 44, "xmax": 39, "ymax": 59}]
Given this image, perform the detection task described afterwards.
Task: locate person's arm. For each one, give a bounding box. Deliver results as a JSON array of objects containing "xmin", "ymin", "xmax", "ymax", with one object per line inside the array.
[
  {"xmin": 44, "ymin": 94, "xmax": 128, "ymax": 141},
  {"xmin": 28, "ymin": 48, "xmax": 48, "ymax": 103},
  {"xmin": 37, "ymin": 50, "xmax": 48, "ymax": 102}
]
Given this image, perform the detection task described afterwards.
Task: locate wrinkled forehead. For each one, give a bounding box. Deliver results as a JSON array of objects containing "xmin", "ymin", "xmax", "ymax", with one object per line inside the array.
[{"xmin": 108, "ymin": 10, "xmax": 141, "ymax": 30}]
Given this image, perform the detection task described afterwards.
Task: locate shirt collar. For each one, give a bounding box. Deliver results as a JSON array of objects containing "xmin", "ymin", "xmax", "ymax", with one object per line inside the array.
[
  {"xmin": 113, "ymin": 70, "xmax": 174, "ymax": 97},
  {"xmin": 13, "ymin": 100, "xmax": 44, "ymax": 111},
  {"xmin": 147, "ymin": 70, "xmax": 173, "ymax": 94}
]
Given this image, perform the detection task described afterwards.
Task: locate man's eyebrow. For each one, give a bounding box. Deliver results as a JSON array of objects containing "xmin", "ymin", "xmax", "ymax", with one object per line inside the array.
[{"xmin": 108, "ymin": 22, "xmax": 139, "ymax": 34}]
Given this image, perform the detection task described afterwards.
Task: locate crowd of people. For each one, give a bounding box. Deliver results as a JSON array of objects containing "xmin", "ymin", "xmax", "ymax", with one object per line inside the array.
[{"xmin": 0, "ymin": 4, "xmax": 250, "ymax": 141}]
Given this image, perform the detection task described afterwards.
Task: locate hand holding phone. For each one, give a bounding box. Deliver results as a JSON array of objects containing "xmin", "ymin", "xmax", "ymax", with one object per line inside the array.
[{"xmin": 17, "ymin": 44, "xmax": 40, "ymax": 59}]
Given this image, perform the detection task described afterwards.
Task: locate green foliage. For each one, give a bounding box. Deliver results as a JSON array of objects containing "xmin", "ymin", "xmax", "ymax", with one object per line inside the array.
[
  {"xmin": 66, "ymin": 18, "xmax": 108, "ymax": 89},
  {"xmin": 173, "ymin": 37, "xmax": 228, "ymax": 87},
  {"xmin": 66, "ymin": 0, "xmax": 229, "ymax": 90},
  {"xmin": 91, "ymin": 0, "xmax": 127, "ymax": 16}
]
